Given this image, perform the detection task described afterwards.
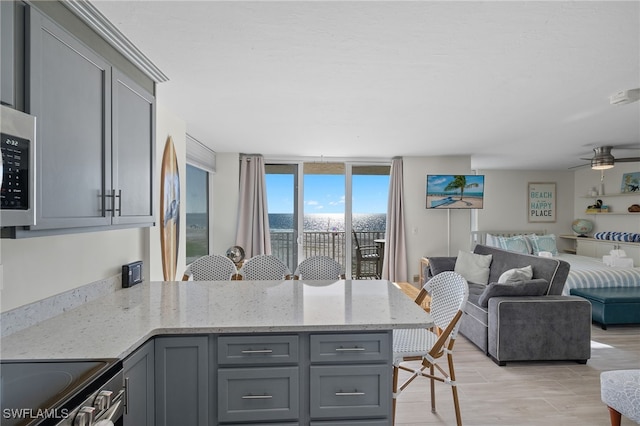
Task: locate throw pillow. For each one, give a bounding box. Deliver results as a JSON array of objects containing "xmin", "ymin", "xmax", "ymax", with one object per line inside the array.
[
  {"xmin": 454, "ymin": 250, "xmax": 493, "ymax": 284},
  {"xmin": 529, "ymin": 234, "xmax": 558, "ymax": 256},
  {"xmin": 495, "ymin": 235, "xmax": 531, "ymax": 254},
  {"xmin": 477, "ymin": 279, "xmax": 550, "ymax": 308},
  {"xmin": 498, "ymin": 265, "xmax": 533, "ymax": 283}
]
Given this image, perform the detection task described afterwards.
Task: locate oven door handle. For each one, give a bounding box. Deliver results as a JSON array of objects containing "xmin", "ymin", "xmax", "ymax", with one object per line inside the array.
[{"xmin": 94, "ymin": 388, "xmax": 125, "ymax": 424}]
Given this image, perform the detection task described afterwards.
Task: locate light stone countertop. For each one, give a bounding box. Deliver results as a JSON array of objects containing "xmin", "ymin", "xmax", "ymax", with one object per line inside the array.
[{"xmin": 0, "ymin": 280, "xmax": 432, "ymax": 360}]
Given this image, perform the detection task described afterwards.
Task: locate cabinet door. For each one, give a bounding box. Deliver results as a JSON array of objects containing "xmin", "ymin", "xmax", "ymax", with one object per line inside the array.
[
  {"xmin": 1, "ymin": 0, "xmax": 15, "ymax": 107},
  {"xmin": 155, "ymin": 336, "xmax": 209, "ymax": 426},
  {"xmin": 112, "ymin": 70, "xmax": 155, "ymax": 226},
  {"xmin": 123, "ymin": 340, "xmax": 155, "ymax": 426},
  {"xmin": 576, "ymin": 240, "xmax": 597, "ymax": 257},
  {"xmin": 27, "ymin": 6, "xmax": 111, "ymax": 229}
]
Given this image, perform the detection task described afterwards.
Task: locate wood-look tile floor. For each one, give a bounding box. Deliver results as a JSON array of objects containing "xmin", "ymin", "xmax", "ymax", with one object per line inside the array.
[{"xmin": 394, "ymin": 322, "xmax": 640, "ymax": 426}]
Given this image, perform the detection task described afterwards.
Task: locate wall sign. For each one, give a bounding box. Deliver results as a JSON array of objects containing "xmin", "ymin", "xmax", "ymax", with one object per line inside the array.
[{"xmin": 528, "ymin": 182, "xmax": 556, "ymax": 222}]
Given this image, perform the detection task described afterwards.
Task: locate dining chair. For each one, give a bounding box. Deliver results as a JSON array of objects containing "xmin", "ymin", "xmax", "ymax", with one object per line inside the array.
[
  {"xmin": 182, "ymin": 254, "xmax": 238, "ymax": 281},
  {"xmin": 352, "ymin": 230, "xmax": 381, "ymax": 279},
  {"xmin": 293, "ymin": 256, "xmax": 344, "ymax": 280},
  {"xmin": 238, "ymin": 254, "xmax": 291, "ymax": 280},
  {"xmin": 392, "ymin": 271, "xmax": 469, "ymax": 426}
]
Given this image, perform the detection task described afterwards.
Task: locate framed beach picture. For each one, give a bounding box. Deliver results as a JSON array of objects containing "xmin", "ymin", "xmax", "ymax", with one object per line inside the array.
[
  {"xmin": 528, "ymin": 182, "xmax": 556, "ymax": 222},
  {"xmin": 621, "ymin": 172, "xmax": 640, "ymax": 193}
]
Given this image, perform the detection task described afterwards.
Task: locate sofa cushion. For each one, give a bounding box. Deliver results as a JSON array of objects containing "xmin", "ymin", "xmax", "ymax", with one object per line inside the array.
[
  {"xmin": 477, "ymin": 278, "xmax": 550, "ymax": 308},
  {"xmin": 454, "ymin": 250, "xmax": 493, "ymax": 284},
  {"xmin": 498, "ymin": 265, "xmax": 533, "ymax": 283}
]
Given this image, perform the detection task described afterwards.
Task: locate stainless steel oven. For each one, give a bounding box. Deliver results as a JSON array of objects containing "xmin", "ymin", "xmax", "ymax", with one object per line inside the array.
[
  {"xmin": 0, "ymin": 359, "xmax": 124, "ymax": 426},
  {"xmin": 0, "ymin": 104, "xmax": 36, "ymax": 227}
]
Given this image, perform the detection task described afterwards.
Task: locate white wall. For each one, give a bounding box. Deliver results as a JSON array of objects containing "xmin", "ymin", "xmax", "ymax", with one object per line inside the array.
[
  {"xmin": 402, "ymin": 156, "xmax": 475, "ymax": 281},
  {"xmin": 210, "ymin": 153, "xmax": 240, "ymax": 256},
  {"xmin": 475, "ymin": 169, "xmax": 575, "ymax": 251},
  {"xmin": 0, "ymin": 228, "xmax": 145, "ymax": 312}
]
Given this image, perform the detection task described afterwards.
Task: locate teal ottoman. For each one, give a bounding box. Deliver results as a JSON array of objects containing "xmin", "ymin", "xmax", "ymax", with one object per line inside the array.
[{"xmin": 570, "ymin": 287, "xmax": 640, "ymax": 329}]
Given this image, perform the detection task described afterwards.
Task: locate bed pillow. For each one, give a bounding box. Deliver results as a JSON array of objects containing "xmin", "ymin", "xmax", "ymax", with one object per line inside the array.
[
  {"xmin": 485, "ymin": 233, "xmax": 499, "ymax": 248},
  {"xmin": 498, "ymin": 265, "xmax": 533, "ymax": 283},
  {"xmin": 477, "ymin": 279, "xmax": 550, "ymax": 308},
  {"xmin": 495, "ymin": 235, "xmax": 531, "ymax": 254},
  {"xmin": 528, "ymin": 234, "xmax": 558, "ymax": 256},
  {"xmin": 454, "ymin": 250, "xmax": 493, "ymax": 285}
]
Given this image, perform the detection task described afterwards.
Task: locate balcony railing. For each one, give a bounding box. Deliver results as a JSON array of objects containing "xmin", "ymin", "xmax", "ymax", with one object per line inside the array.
[{"xmin": 270, "ymin": 230, "xmax": 385, "ymax": 277}]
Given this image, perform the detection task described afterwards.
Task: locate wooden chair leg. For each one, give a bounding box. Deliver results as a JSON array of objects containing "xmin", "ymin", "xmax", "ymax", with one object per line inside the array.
[
  {"xmin": 607, "ymin": 406, "xmax": 622, "ymax": 426},
  {"xmin": 448, "ymin": 353, "xmax": 463, "ymax": 426},
  {"xmin": 430, "ymin": 364, "xmax": 436, "ymax": 413},
  {"xmin": 392, "ymin": 366, "xmax": 399, "ymax": 424}
]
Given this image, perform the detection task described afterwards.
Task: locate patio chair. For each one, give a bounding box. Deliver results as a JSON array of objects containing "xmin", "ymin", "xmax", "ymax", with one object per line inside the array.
[
  {"xmin": 238, "ymin": 254, "xmax": 291, "ymax": 280},
  {"xmin": 293, "ymin": 256, "xmax": 344, "ymax": 280},
  {"xmin": 182, "ymin": 254, "xmax": 238, "ymax": 281},
  {"xmin": 392, "ymin": 271, "xmax": 469, "ymax": 426},
  {"xmin": 352, "ymin": 231, "xmax": 381, "ymax": 279}
]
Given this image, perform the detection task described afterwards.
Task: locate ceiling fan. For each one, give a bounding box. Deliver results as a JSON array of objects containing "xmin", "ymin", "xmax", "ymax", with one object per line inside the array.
[{"xmin": 572, "ymin": 145, "xmax": 640, "ymax": 170}]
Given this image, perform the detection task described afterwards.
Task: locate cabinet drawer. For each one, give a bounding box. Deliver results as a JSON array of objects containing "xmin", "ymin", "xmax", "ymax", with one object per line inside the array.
[
  {"xmin": 218, "ymin": 367, "xmax": 299, "ymax": 423},
  {"xmin": 310, "ymin": 333, "xmax": 390, "ymax": 363},
  {"xmin": 218, "ymin": 335, "xmax": 299, "ymax": 365},
  {"xmin": 310, "ymin": 365, "xmax": 390, "ymax": 419}
]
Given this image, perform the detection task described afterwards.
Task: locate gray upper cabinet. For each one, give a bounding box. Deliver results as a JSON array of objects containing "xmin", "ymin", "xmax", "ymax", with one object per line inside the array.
[
  {"xmin": 112, "ymin": 70, "xmax": 155, "ymax": 225},
  {"xmin": 27, "ymin": 5, "xmax": 112, "ymax": 230},
  {"xmin": 23, "ymin": 4, "xmax": 155, "ymax": 234},
  {"xmin": 1, "ymin": 0, "xmax": 15, "ymax": 107}
]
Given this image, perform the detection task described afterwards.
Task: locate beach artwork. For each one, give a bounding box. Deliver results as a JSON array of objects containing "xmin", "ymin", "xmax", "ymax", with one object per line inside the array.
[
  {"xmin": 160, "ymin": 136, "xmax": 180, "ymax": 280},
  {"xmin": 426, "ymin": 175, "xmax": 485, "ymax": 209}
]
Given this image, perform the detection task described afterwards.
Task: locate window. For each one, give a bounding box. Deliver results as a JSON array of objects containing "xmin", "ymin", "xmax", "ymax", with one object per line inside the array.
[
  {"xmin": 185, "ymin": 164, "xmax": 209, "ymax": 264},
  {"xmin": 265, "ymin": 161, "xmax": 390, "ymax": 277}
]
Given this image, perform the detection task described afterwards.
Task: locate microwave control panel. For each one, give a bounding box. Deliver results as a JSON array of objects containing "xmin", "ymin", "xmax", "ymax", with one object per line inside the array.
[{"xmin": 1, "ymin": 131, "xmax": 30, "ymax": 210}]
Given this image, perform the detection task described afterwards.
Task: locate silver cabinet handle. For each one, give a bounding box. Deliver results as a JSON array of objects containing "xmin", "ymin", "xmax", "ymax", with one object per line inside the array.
[
  {"xmin": 124, "ymin": 377, "xmax": 129, "ymax": 415},
  {"xmin": 242, "ymin": 395, "xmax": 273, "ymax": 399},
  {"xmin": 335, "ymin": 391, "xmax": 365, "ymax": 396},
  {"xmin": 335, "ymin": 347, "xmax": 364, "ymax": 352},
  {"xmin": 241, "ymin": 349, "xmax": 274, "ymax": 354}
]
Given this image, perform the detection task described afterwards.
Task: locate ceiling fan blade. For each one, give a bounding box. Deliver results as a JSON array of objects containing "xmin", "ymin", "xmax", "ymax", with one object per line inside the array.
[
  {"xmin": 568, "ymin": 163, "xmax": 590, "ymax": 170},
  {"xmin": 615, "ymin": 157, "xmax": 640, "ymax": 163}
]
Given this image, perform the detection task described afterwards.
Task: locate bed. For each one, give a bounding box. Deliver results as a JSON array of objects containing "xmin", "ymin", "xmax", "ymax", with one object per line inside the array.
[{"xmin": 470, "ymin": 230, "xmax": 640, "ymax": 295}]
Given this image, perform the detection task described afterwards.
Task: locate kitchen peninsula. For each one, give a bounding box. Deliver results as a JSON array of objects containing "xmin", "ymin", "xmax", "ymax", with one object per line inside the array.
[{"xmin": 1, "ymin": 279, "xmax": 432, "ymax": 425}]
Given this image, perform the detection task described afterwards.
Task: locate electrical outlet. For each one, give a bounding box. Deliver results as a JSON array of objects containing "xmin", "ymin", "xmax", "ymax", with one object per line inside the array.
[{"xmin": 413, "ymin": 274, "xmax": 419, "ymax": 283}]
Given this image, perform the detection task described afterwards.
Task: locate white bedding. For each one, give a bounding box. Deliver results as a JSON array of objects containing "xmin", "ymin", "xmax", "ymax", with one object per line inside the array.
[{"xmin": 557, "ymin": 253, "xmax": 640, "ymax": 295}]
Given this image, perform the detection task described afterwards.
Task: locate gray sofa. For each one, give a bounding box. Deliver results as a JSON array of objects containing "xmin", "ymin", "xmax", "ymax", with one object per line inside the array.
[{"xmin": 426, "ymin": 245, "xmax": 591, "ymax": 365}]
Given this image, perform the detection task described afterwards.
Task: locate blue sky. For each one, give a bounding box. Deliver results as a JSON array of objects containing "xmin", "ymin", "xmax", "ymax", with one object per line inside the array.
[
  {"xmin": 266, "ymin": 174, "xmax": 389, "ymax": 214},
  {"xmin": 426, "ymin": 175, "xmax": 484, "ymax": 194}
]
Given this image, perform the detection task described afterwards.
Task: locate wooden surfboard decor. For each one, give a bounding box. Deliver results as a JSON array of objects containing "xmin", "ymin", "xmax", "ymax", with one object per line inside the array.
[{"xmin": 160, "ymin": 136, "xmax": 180, "ymax": 280}]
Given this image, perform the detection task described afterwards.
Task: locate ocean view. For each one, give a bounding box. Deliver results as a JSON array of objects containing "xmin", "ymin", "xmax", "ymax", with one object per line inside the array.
[{"xmin": 269, "ymin": 213, "xmax": 386, "ymax": 232}]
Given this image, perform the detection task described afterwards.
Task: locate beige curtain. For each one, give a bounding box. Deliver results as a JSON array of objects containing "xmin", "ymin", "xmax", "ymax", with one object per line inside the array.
[
  {"xmin": 382, "ymin": 157, "xmax": 408, "ymax": 282},
  {"xmin": 235, "ymin": 154, "xmax": 271, "ymax": 258}
]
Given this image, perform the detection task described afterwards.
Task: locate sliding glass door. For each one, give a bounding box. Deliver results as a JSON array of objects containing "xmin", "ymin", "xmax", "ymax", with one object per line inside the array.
[{"xmin": 266, "ymin": 161, "xmax": 390, "ymax": 277}]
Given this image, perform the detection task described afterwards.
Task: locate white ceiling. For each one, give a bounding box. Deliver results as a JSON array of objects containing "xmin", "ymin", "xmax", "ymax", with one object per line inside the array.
[{"xmin": 93, "ymin": 1, "xmax": 640, "ymax": 170}]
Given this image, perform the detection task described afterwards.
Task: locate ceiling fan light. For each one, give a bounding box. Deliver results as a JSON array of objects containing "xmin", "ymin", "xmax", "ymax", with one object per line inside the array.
[{"xmin": 591, "ymin": 158, "xmax": 614, "ymax": 170}]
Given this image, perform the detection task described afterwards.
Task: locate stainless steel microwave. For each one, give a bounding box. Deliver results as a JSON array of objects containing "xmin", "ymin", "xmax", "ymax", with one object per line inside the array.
[{"xmin": 1, "ymin": 104, "xmax": 36, "ymax": 227}]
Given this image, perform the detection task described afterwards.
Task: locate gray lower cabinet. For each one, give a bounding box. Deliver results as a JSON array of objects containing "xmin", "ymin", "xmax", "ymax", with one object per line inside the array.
[
  {"xmin": 123, "ymin": 339, "xmax": 154, "ymax": 426},
  {"xmin": 22, "ymin": 4, "xmax": 155, "ymax": 234},
  {"xmin": 155, "ymin": 336, "xmax": 209, "ymax": 426},
  {"xmin": 217, "ymin": 335, "xmax": 300, "ymax": 424},
  {"xmin": 309, "ymin": 333, "xmax": 392, "ymax": 424},
  {"xmin": 121, "ymin": 331, "xmax": 391, "ymax": 426}
]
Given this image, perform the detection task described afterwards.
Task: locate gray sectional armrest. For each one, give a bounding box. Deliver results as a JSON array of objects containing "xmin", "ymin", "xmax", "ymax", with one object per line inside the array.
[{"xmin": 487, "ymin": 296, "xmax": 591, "ymax": 365}]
